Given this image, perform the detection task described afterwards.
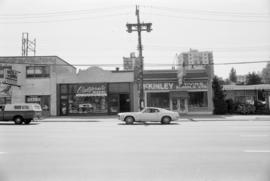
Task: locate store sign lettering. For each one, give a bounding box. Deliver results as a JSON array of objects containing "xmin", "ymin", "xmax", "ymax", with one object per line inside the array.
[
  {"xmin": 144, "ymin": 83, "xmax": 176, "ymax": 90},
  {"xmin": 181, "ymin": 81, "xmax": 208, "ymax": 89},
  {"xmin": 76, "ymin": 85, "xmax": 107, "ymax": 97},
  {"xmin": 27, "ymin": 96, "xmax": 41, "ymax": 102}
]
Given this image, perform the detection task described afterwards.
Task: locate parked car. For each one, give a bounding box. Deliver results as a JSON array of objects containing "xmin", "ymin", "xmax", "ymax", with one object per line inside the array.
[
  {"xmin": 118, "ymin": 107, "xmax": 180, "ymax": 124},
  {"xmin": 0, "ymin": 103, "xmax": 42, "ymax": 124}
]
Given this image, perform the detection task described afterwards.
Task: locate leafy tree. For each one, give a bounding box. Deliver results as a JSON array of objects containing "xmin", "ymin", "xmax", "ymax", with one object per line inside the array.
[
  {"xmin": 262, "ymin": 63, "xmax": 270, "ymax": 84},
  {"xmin": 212, "ymin": 76, "xmax": 227, "ymax": 114},
  {"xmin": 246, "ymin": 72, "xmax": 262, "ymax": 85},
  {"xmin": 229, "ymin": 67, "xmax": 237, "ymax": 83}
]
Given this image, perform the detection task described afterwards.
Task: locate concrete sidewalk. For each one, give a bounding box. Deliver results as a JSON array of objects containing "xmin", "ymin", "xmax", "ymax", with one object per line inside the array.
[{"xmin": 40, "ymin": 114, "xmax": 270, "ymax": 122}]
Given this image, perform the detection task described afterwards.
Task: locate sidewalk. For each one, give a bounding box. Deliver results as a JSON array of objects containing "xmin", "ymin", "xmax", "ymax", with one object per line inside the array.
[
  {"xmin": 40, "ymin": 114, "xmax": 270, "ymax": 122},
  {"xmin": 181, "ymin": 115, "xmax": 270, "ymax": 121}
]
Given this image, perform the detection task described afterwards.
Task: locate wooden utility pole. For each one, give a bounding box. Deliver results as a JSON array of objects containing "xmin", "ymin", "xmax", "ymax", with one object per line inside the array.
[{"xmin": 126, "ymin": 5, "xmax": 152, "ymax": 110}]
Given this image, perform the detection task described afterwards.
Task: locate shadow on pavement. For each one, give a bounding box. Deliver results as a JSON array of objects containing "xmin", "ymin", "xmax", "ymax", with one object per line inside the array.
[
  {"xmin": 39, "ymin": 120, "xmax": 100, "ymax": 122},
  {"xmin": 0, "ymin": 122, "xmax": 40, "ymax": 126},
  {"xmin": 118, "ymin": 122, "xmax": 179, "ymax": 126}
]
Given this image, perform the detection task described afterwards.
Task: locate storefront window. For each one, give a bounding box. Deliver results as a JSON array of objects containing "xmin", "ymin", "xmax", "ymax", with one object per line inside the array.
[
  {"xmin": 68, "ymin": 95, "xmax": 107, "ymax": 114},
  {"xmin": 0, "ymin": 97, "xmax": 11, "ymax": 105},
  {"xmin": 188, "ymin": 91, "xmax": 208, "ymax": 108},
  {"xmin": 25, "ymin": 95, "xmax": 50, "ymax": 113},
  {"xmin": 147, "ymin": 92, "xmax": 170, "ymax": 109},
  {"xmin": 59, "ymin": 83, "xmax": 108, "ymax": 115}
]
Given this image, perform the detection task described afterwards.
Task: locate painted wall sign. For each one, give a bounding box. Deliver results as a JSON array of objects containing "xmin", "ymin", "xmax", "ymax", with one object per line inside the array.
[
  {"xmin": 144, "ymin": 82, "xmax": 177, "ymax": 90},
  {"xmin": 76, "ymin": 84, "xmax": 107, "ymax": 97}
]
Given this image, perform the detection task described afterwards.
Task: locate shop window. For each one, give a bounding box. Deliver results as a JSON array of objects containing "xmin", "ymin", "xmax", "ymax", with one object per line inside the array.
[
  {"xmin": 0, "ymin": 97, "xmax": 11, "ymax": 105},
  {"xmin": 25, "ymin": 95, "xmax": 50, "ymax": 113},
  {"xmin": 109, "ymin": 94, "xmax": 119, "ymax": 113},
  {"xmin": 60, "ymin": 84, "xmax": 68, "ymax": 94},
  {"xmin": 147, "ymin": 92, "xmax": 170, "ymax": 109},
  {"xmin": 67, "ymin": 95, "xmax": 107, "ymax": 114},
  {"xmin": 188, "ymin": 92, "xmax": 208, "ymax": 108},
  {"xmin": 26, "ymin": 66, "xmax": 50, "ymax": 78}
]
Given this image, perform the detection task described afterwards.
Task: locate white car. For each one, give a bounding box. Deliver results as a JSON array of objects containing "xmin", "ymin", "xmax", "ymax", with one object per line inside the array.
[{"xmin": 118, "ymin": 107, "xmax": 180, "ymax": 124}]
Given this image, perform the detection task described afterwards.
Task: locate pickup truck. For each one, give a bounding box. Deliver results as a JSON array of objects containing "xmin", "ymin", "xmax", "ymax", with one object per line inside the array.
[{"xmin": 0, "ymin": 103, "xmax": 42, "ymax": 124}]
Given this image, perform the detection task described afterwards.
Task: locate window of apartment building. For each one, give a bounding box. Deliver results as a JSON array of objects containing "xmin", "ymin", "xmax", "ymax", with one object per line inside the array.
[
  {"xmin": 0, "ymin": 66, "xmax": 12, "ymax": 78},
  {"xmin": 26, "ymin": 66, "xmax": 50, "ymax": 78}
]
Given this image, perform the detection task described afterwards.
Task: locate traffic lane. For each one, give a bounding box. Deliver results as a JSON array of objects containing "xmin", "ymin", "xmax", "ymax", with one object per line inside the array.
[{"xmin": 0, "ymin": 121, "xmax": 270, "ymax": 181}]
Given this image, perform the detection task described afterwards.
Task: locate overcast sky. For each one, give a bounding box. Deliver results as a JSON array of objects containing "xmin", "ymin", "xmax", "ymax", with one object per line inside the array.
[{"xmin": 0, "ymin": 0, "xmax": 269, "ymax": 78}]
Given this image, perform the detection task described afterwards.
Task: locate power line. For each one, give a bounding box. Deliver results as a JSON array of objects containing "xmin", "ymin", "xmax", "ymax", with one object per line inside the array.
[
  {"xmin": 0, "ymin": 12, "xmax": 130, "ymax": 24},
  {"xmin": 143, "ymin": 12, "xmax": 270, "ymax": 23},
  {"xmin": 0, "ymin": 5, "xmax": 131, "ymax": 18},
  {"xmin": 142, "ymin": 5, "xmax": 270, "ymax": 18},
  {"xmin": 0, "ymin": 60, "xmax": 269, "ymax": 66}
]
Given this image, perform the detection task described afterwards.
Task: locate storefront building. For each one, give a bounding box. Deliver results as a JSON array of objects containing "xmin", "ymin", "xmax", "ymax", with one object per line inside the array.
[
  {"xmin": 143, "ymin": 68, "xmax": 213, "ymax": 114},
  {"xmin": 224, "ymin": 84, "xmax": 270, "ymax": 110},
  {"xmin": 0, "ymin": 56, "xmax": 76, "ymax": 116},
  {"xmin": 57, "ymin": 67, "xmax": 137, "ymax": 116}
]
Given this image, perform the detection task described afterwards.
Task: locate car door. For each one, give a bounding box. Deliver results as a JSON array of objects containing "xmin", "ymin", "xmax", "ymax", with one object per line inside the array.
[{"xmin": 141, "ymin": 108, "xmax": 159, "ymax": 122}]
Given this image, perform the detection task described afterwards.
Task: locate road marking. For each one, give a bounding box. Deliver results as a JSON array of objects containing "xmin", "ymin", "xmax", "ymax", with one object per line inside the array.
[
  {"xmin": 244, "ymin": 150, "xmax": 270, "ymax": 153},
  {"xmin": 240, "ymin": 135, "xmax": 269, "ymax": 137}
]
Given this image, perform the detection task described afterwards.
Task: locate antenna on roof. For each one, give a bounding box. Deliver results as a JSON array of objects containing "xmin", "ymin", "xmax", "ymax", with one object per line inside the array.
[{"xmin": 22, "ymin": 32, "xmax": 36, "ymax": 56}]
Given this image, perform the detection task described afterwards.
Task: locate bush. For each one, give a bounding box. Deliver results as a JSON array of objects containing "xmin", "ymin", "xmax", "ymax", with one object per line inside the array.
[{"xmin": 235, "ymin": 103, "xmax": 256, "ymax": 114}]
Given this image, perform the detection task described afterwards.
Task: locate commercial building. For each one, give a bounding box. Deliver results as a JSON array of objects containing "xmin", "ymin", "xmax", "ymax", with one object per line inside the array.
[
  {"xmin": 224, "ymin": 84, "xmax": 270, "ymax": 110},
  {"xmin": 56, "ymin": 67, "xmax": 137, "ymax": 116},
  {"xmin": 0, "ymin": 56, "xmax": 76, "ymax": 116}
]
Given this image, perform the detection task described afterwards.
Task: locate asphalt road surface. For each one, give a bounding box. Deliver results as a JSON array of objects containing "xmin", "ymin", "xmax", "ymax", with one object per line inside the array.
[{"xmin": 0, "ymin": 119, "xmax": 270, "ymax": 181}]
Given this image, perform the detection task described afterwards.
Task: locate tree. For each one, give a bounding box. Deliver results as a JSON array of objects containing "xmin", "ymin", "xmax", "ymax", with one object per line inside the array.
[
  {"xmin": 246, "ymin": 72, "xmax": 262, "ymax": 85},
  {"xmin": 229, "ymin": 67, "xmax": 237, "ymax": 83},
  {"xmin": 212, "ymin": 76, "xmax": 227, "ymax": 114},
  {"xmin": 262, "ymin": 63, "xmax": 270, "ymax": 84}
]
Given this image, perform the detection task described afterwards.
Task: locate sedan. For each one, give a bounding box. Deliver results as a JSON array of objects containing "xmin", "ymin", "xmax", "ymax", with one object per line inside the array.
[{"xmin": 118, "ymin": 107, "xmax": 180, "ymax": 124}]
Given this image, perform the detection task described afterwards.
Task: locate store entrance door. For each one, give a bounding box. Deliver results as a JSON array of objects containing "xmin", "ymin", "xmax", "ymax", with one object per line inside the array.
[
  {"xmin": 119, "ymin": 94, "xmax": 130, "ymax": 112},
  {"xmin": 172, "ymin": 97, "xmax": 188, "ymax": 114}
]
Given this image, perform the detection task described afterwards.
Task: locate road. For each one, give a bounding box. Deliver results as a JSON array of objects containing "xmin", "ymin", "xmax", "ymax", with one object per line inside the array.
[{"xmin": 0, "ymin": 119, "xmax": 270, "ymax": 181}]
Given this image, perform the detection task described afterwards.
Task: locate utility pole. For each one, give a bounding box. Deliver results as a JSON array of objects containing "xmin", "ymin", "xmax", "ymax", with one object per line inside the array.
[
  {"xmin": 22, "ymin": 32, "xmax": 36, "ymax": 56},
  {"xmin": 126, "ymin": 5, "xmax": 152, "ymax": 110}
]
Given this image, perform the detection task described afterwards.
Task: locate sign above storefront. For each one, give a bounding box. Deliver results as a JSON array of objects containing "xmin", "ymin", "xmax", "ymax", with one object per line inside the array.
[
  {"xmin": 144, "ymin": 82, "xmax": 177, "ymax": 90},
  {"xmin": 181, "ymin": 81, "xmax": 208, "ymax": 89},
  {"xmin": 76, "ymin": 84, "xmax": 107, "ymax": 97}
]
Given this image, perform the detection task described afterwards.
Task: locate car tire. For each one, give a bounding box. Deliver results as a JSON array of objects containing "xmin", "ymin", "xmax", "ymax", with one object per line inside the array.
[
  {"xmin": 124, "ymin": 116, "xmax": 134, "ymax": 124},
  {"xmin": 14, "ymin": 116, "xmax": 23, "ymax": 125},
  {"xmin": 24, "ymin": 120, "xmax": 31, "ymax": 124},
  {"xmin": 161, "ymin": 116, "xmax": 171, "ymax": 124}
]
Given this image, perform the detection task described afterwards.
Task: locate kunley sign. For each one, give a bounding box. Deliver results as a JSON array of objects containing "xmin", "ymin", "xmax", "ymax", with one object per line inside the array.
[
  {"xmin": 143, "ymin": 82, "xmax": 177, "ymax": 90},
  {"xmin": 143, "ymin": 81, "xmax": 208, "ymax": 91}
]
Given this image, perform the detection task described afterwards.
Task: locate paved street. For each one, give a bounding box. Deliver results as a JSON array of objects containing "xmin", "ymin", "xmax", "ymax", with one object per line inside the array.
[{"xmin": 0, "ymin": 118, "xmax": 270, "ymax": 181}]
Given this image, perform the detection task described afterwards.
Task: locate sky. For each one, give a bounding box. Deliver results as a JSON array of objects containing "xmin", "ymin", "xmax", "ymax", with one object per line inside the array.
[{"xmin": 0, "ymin": 0, "xmax": 270, "ymax": 78}]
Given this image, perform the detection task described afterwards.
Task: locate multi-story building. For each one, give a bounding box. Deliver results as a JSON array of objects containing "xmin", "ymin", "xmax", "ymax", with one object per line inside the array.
[
  {"xmin": 123, "ymin": 52, "xmax": 139, "ymax": 70},
  {"xmin": 0, "ymin": 56, "xmax": 76, "ymax": 116},
  {"xmin": 177, "ymin": 49, "xmax": 213, "ymax": 70}
]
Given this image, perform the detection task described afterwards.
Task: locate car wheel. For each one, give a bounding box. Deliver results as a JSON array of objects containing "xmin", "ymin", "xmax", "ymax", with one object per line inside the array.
[
  {"xmin": 161, "ymin": 116, "xmax": 171, "ymax": 124},
  {"xmin": 124, "ymin": 116, "xmax": 134, "ymax": 124},
  {"xmin": 24, "ymin": 120, "xmax": 31, "ymax": 124},
  {"xmin": 14, "ymin": 116, "xmax": 23, "ymax": 125}
]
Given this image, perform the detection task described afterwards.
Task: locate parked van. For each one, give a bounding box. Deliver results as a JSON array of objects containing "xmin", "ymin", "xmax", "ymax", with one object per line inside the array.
[{"xmin": 0, "ymin": 103, "xmax": 42, "ymax": 124}]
